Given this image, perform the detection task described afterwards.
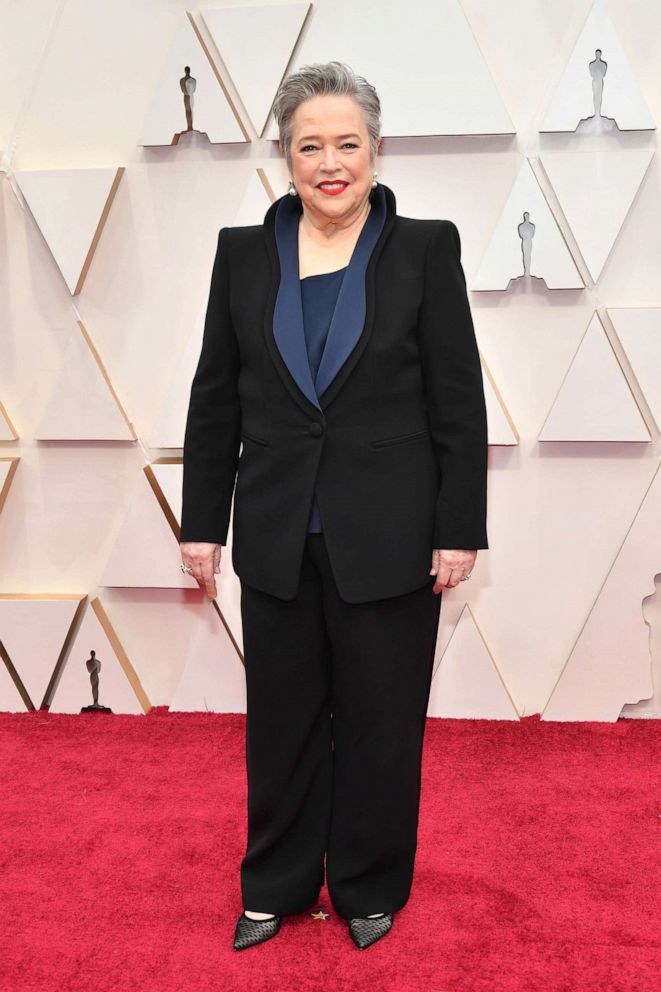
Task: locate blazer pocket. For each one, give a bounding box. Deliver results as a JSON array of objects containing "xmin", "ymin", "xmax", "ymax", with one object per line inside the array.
[
  {"xmin": 240, "ymin": 430, "xmax": 269, "ymax": 446},
  {"xmin": 371, "ymin": 428, "xmax": 430, "ymax": 448}
]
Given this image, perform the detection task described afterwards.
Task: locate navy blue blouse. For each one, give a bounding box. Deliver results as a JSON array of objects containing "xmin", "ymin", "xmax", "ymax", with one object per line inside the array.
[{"xmin": 300, "ymin": 265, "xmax": 348, "ymax": 532}]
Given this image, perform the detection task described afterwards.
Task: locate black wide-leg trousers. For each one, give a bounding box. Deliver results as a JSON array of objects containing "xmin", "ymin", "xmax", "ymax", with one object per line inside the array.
[{"xmin": 238, "ymin": 531, "xmax": 442, "ymax": 921}]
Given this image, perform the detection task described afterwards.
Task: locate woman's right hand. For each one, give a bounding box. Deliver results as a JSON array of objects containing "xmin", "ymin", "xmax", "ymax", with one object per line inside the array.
[{"xmin": 180, "ymin": 541, "xmax": 221, "ymax": 599}]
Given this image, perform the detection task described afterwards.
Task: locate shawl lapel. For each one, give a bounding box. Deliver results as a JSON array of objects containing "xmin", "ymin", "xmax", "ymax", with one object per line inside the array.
[{"xmin": 262, "ymin": 182, "xmax": 393, "ymax": 415}]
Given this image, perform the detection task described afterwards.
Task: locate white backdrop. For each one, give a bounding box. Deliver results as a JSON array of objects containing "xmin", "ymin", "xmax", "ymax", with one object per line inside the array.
[{"xmin": 1, "ymin": 0, "xmax": 661, "ymax": 720}]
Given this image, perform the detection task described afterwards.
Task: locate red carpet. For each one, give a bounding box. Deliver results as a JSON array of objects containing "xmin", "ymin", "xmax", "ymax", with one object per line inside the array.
[{"xmin": 0, "ymin": 708, "xmax": 659, "ymax": 992}]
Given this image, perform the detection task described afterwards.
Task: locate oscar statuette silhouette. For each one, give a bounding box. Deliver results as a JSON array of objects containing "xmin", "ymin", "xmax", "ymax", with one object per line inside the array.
[{"xmin": 79, "ymin": 649, "xmax": 113, "ymax": 713}]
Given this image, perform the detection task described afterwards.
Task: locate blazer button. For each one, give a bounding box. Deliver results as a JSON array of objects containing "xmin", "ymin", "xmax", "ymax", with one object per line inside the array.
[{"xmin": 308, "ymin": 422, "xmax": 324, "ymax": 437}]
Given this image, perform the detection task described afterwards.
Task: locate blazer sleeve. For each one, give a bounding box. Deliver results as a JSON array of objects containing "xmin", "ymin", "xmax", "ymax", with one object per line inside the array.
[
  {"xmin": 417, "ymin": 220, "xmax": 489, "ymax": 550},
  {"xmin": 179, "ymin": 227, "xmax": 241, "ymax": 545}
]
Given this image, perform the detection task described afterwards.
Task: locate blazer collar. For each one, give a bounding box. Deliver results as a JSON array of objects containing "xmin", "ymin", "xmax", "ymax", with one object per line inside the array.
[{"xmin": 262, "ymin": 182, "xmax": 396, "ymax": 416}]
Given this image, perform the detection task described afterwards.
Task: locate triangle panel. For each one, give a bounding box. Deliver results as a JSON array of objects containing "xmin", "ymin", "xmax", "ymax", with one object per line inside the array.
[
  {"xmin": 428, "ymin": 603, "xmax": 519, "ymax": 719},
  {"xmin": 542, "ymin": 460, "xmax": 660, "ymax": 721},
  {"xmin": 170, "ymin": 600, "xmax": 246, "ymax": 713},
  {"xmin": 540, "ymin": 150, "xmax": 654, "ymax": 281},
  {"xmin": 472, "ymin": 159, "xmax": 584, "ymax": 291},
  {"xmin": 0, "ymin": 595, "xmax": 85, "ymax": 709},
  {"xmin": 139, "ymin": 13, "xmax": 247, "ymax": 146},
  {"xmin": 263, "ymin": 0, "xmax": 514, "ymax": 138},
  {"xmin": 99, "ymin": 468, "xmax": 199, "ymax": 589},
  {"xmin": 609, "ymin": 308, "xmax": 661, "ymax": 434},
  {"xmin": 34, "ymin": 323, "xmax": 135, "ymax": 441},
  {"xmin": 48, "ymin": 598, "xmax": 151, "ymax": 714},
  {"xmin": 201, "ymin": 3, "xmax": 311, "ymax": 136},
  {"xmin": 13, "ymin": 167, "xmax": 124, "ymax": 295},
  {"xmin": 538, "ymin": 313, "xmax": 650, "ymax": 441},
  {"xmin": 540, "ymin": 0, "xmax": 655, "ymax": 133}
]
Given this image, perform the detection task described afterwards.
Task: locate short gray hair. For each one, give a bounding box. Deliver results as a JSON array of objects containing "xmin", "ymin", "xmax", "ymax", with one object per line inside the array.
[{"xmin": 272, "ymin": 61, "xmax": 382, "ymax": 172}]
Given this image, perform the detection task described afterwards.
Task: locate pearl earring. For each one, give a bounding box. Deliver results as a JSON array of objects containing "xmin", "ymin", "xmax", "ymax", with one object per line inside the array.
[{"xmin": 371, "ymin": 172, "xmax": 378, "ymax": 188}]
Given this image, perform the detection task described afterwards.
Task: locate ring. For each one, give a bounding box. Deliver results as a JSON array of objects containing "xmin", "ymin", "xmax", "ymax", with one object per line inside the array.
[{"xmin": 181, "ymin": 563, "xmax": 193, "ymax": 574}]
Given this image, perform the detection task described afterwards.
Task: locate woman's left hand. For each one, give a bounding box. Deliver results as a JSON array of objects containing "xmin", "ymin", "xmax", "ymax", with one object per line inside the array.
[{"xmin": 429, "ymin": 549, "xmax": 477, "ymax": 593}]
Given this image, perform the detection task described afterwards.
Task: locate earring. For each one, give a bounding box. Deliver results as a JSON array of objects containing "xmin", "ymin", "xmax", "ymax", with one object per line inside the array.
[
  {"xmin": 288, "ymin": 179, "xmax": 298, "ymax": 196},
  {"xmin": 371, "ymin": 171, "xmax": 378, "ymax": 188}
]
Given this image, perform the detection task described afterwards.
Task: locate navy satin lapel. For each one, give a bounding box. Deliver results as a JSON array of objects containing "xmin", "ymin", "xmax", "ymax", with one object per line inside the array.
[
  {"xmin": 273, "ymin": 184, "xmax": 387, "ymax": 410},
  {"xmin": 314, "ymin": 185, "xmax": 386, "ymax": 397},
  {"xmin": 274, "ymin": 196, "xmax": 321, "ymax": 411}
]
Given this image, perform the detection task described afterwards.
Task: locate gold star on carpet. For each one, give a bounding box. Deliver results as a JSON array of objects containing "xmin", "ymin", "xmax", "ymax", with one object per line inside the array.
[{"xmin": 310, "ymin": 910, "xmax": 330, "ymax": 920}]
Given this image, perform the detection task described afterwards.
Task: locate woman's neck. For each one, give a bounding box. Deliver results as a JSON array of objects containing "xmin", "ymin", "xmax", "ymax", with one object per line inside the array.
[{"xmin": 299, "ymin": 197, "xmax": 371, "ymax": 246}]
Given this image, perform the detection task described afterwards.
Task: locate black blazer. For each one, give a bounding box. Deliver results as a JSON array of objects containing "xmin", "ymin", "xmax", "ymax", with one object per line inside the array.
[{"xmin": 180, "ymin": 182, "xmax": 488, "ymax": 603}]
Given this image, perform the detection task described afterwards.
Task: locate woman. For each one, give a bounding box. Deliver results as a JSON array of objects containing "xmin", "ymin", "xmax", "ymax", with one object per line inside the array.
[{"xmin": 179, "ymin": 61, "xmax": 488, "ymax": 951}]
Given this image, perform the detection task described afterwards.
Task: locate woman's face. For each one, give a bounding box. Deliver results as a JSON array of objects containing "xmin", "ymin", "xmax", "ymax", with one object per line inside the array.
[{"xmin": 289, "ymin": 94, "xmax": 378, "ymax": 223}]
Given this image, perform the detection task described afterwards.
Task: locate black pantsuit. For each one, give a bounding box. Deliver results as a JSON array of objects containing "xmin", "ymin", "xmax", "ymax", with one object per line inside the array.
[
  {"xmin": 180, "ymin": 182, "xmax": 488, "ymax": 922},
  {"xmin": 239, "ymin": 531, "xmax": 442, "ymax": 920}
]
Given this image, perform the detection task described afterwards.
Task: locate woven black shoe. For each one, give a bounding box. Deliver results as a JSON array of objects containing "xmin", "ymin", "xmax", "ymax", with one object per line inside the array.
[
  {"xmin": 348, "ymin": 912, "xmax": 394, "ymax": 949},
  {"xmin": 233, "ymin": 911, "xmax": 283, "ymax": 950}
]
